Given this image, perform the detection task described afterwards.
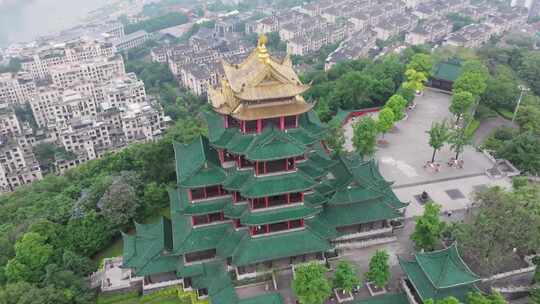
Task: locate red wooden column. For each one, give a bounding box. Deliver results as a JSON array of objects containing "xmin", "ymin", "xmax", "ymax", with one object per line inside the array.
[
  {"xmin": 218, "ymin": 150, "xmax": 225, "ymax": 164},
  {"xmin": 256, "ymin": 119, "xmax": 262, "ymax": 133},
  {"xmin": 223, "ymin": 115, "xmax": 229, "ymax": 128},
  {"xmin": 295, "ymin": 115, "xmax": 298, "ymax": 128},
  {"xmin": 279, "ymin": 116, "xmax": 285, "ymax": 130}
]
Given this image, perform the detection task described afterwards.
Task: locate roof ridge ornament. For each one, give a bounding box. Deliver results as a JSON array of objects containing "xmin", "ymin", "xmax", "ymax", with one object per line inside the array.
[{"xmin": 257, "ymin": 34, "xmax": 270, "ymax": 64}]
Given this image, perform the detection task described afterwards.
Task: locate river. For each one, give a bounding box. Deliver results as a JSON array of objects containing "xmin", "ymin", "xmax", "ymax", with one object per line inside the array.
[{"xmin": 0, "ymin": 0, "xmax": 111, "ymax": 46}]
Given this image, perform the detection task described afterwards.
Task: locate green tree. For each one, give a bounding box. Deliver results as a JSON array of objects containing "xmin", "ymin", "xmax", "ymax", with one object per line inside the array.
[
  {"xmin": 424, "ymin": 296, "xmax": 460, "ymax": 304},
  {"xmin": 532, "ymin": 288, "xmax": 540, "ymax": 304},
  {"xmin": 426, "ymin": 120, "xmax": 450, "ymax": 163},
  {"xmin": 411, "ymin": 202, "xmax": 445, "ymax": 251},
  {"xmin": 403, "ymin": 69, "xmax": 428, "ymax": 93},
  {"xmin": 377, "ymin": 108, "xmax": 395, "ymax": 138},
  {"xmin": 385, "ymin": 94, "xmax": 408, "ymax": 121},
  {"xmin": 5, "ymin": 233, "xmax": 54, "ymax": 283},
  {"xmin": 515, "ymin": 104, "xmax": 540, "ymax": 134},
  {"xmin": 407, "ymin": 53, "xmax": 433, "ymax": 77},
  {"xmin": 452, "ymin": 186, "xmax": 540, "ymax": 274},
  {"xmin": 498, "ymin": 131, "xmax": 540, "ymax": 175},
  {"xmin": 448, "ymin": 118, "xmax": 474, "ymax": 160},
  {"xmin": 467, "ymin": 291, "xmax": 507, "ymax": 304},
  {"xmin": 292, "ymin": 262, "xmax": 332, "ymax": 304},
  {"xmin": 98, "ymin": 173, "xmax": 140, "ymax": 227},
  {"xmin": 450, "ymin": 91, "xmax": 475, "ymax": 124},
  {"xmin": 333, "ymin": 261, "xmax": 360, "ymax": 293},
  {"xmin": 365, "ymin": 250, "xmax": 391, "ymax": 289},
  {"xmin": 65, "ymin": 211, "xmax": 112, "ymax": 257},
  {"xmin": 453, "ymin": 72, "xmax": 488, "ymax": 98},
  {"xmin": 480, "ymin": 66, "xmax": 520, "ymax": 111},
  {"xmin": 519, "ymin": 52, "xmax": 540, "ymax": 96},
  {"xmin": 325, "ymin": 120, "xmax": 345, "ymax": 155},
  {"xmin": 352, "ymin": 116, "xmax": 378, "ymax": 159},
  {"xmin": 62, "ymin": 250, "xmax": 96, "ymax": 276}
]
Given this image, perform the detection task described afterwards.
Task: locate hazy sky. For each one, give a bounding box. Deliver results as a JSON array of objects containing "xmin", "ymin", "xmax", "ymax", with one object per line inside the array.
[{"xmin": 0, "ymin": 0, "xmax": 110, "ymax": 46}]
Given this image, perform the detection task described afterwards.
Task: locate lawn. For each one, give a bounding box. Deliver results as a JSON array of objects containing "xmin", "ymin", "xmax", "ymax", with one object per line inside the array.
[
  {"xmin": 96, "ymin": 287, "xmax": 209, "ymax": 304},
  {"xmin": 496, "ymin": 108, "xmax": 514, "ymax": 120}
]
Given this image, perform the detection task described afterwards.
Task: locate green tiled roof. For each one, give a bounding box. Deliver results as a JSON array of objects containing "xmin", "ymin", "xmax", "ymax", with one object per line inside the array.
[
  {"xmin": 223, "ymin": 202, "xmax": 249, "ymax": 218},
  {"xmin": 243, "ymin": 126, "xmax": 306, "ymax": 161},
  {"xmin": 399, "ymin": 243, "xmax": 480, "ymax": 303},
  {"xmin": 354, "ymin": 293, "xmax": 409, "ymax": 304},
  {"xmin": 304, "ymin": 192, "xmax": 327, "ymax": 206},
  {"xmin": 177, "ymin": 222, "xmax": 231, "ymax": 254},
  {"xmin": 414, "ymin": 243, "xmax": 481, "ymax": 289},
  {"xmin": 306, "ymin": 217, "xmax": 339, "ymax": 239},
  {"xmin": 399, "ymin": 257, "xmax": 479, "ymax": 303},
  {"xmin": 327, "ymin": 186, "xmax": 383, "ymax": 205},
  {"xmin": 232, "ymin": 228, "xmax": 331, "ymax": 266},
  {"xmin": 174, "ymin": 136, "xmax": 226, "ymax": 187},
  {"xmin": 216, "ymin": 228, "xmax": 247, "ymax": 257},
  {"xmin": 223, "ymin": 169, "xmax": 253, "ymax": 191},
  {"xmin": 239, "ymin": 171, "xmax": 316, "ymax": 198},
  {"xmin": 241, "ymin": 205, "xmax": 320, "ymax": 225},
  {"xmin": 238, "ymin": 293, "xmax": 283, "ymax": 304},
  {"xmin": 321, "ymin": 199, "xmax": 403, "ymax": 228},
  {"xmin": 176, "ymin": 259, "xmax": 205, "ymax": 277},
  {"xmin": 181, "ymin": 194, "xmax": 231, "ymax": 215},
  {"xmin": 431, "ymin": 60, "xmax": 462, "ymax": 82},
  {"xmin": 122, "ymin": 217, "xmax": 174, "ymax": 276}
]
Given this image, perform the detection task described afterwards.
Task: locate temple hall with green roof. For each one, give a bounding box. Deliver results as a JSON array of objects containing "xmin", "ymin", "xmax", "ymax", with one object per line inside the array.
[{"xmin": 121, "ymin": 36, "xmax": 408, "ymax": 304}]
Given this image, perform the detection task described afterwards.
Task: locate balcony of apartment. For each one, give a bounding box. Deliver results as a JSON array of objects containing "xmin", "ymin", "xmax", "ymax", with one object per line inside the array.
[
  {"xmin": 142, "ymin": 272, "xmax": 183, "ymax": 294},
  {"xmin": 333, "ymin": 220, "xmax": 393, "ymax": 242}
]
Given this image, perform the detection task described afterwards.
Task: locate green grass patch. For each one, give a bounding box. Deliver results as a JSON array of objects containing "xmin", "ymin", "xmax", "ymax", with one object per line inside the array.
[
  {"xmin": 496, "ymin": 108, "xmax": 514, "ymax": 120},
  {"xmin": 465, "ymin": 119, "xmax": 481, "ymax": 137},
  {"xmin": 97, "ymin": 291, "xmax": 140, "ymax": 304},
  {"xmin": 96, "ymin": 286, "xmax": 209, "ymax": 304}
]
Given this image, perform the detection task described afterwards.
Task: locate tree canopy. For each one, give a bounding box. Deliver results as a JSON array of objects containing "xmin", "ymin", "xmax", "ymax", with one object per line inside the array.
[
  {"xmin": 292, "ymin": 262, "xmax": 332, "ymax": 304},
  {"xmin": 333, "ymin": 261, "xmax": 360, "ymax": 293},
  {"xmin": 365, "ymin": 250, "xmax": 391, "ymax": 289},
  {"xmin": 352, "ymin": 116, "xmax": 378, "ymax": 159},
  {"xmin": 427, "ymin": 120, "xmax": 450, "ymax": 163},
  {"xmin": 411, "ymin": 202, "xmax": 445, "ymax": 251}
]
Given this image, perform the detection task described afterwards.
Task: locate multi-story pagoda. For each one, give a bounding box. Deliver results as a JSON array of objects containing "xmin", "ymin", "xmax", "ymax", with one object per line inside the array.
[{"xmin": 122, "ymin": 36, "xmax": 408, "ymax": 303}]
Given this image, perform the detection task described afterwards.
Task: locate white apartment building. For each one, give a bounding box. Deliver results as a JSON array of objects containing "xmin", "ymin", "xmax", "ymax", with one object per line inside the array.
[
  {"xmin": 113, "ymin": 31, "xmax": 150, "ymax": 52},
  {"xmin": 50, "ymin": 56, "xmax": 125, "ymax": 88},
  {"xmin": 0, "ymin": 72, "xmax": 36, "ymax": 106},
  {"xmin": 100, "ymin": 73, "xmax": 147, "ymax": 109}
]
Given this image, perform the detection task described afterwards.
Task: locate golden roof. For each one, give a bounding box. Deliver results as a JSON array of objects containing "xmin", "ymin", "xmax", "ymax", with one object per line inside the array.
[{"xmin": 208, "ymin": 35, "xmax": 312, "ymax": 120}]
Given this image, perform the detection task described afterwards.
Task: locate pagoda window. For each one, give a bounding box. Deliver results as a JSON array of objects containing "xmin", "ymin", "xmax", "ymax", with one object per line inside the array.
[
  {"xmin": 189, "ymin": 185, "xmax": 226, "ymax": 201},
  {"xmin": 284, "ymin": 115, "xmax": 298, "ymax": 129},
  {"xmin": 234, "ymin": 219, "xmax": 244, "ymax": 228},
  {"xmin": 269, "ymin": 221, "xmax": 289, "ymax": 232},
  {"xmin": 233, "ymin": 191, "xmax": 246, "ymax": 203},
  {"xmin": 251, "ymin": 197, "xmax": 267, "ymax": 209},
  {"xmin": 237, "ymin": 155, "xmax": 254, "ymax": 169},
  {"xmin": 191, "ymin": 211, "xmax": 225, "ymax": 226},
  {"xmin": 249, "ymin": 220, "xmax": 305, "ymax": 236},
  {"xmin": 226, "ymin": 116, "xmax": 240, "ymax": 129},
  {"xmin": 185, "ymin": 249, "xmax": 216, "ymax": 263},
  {"xmin": 263, "ymin": 117, "xmax": 281, "ymax": 130},
  {"xmin": 256, "ymin": 158, "xmax": 295, "ymax": 175},
  {"xmin": 242, "ymin": 120, "xmax": 258, "ymax": 133},
  {"xmin": 289, "ymin": 192, "xmax": 303, "ymax": 203},
  {"xmin": 289, "ymin": 219, "xmax": 304, "ymax": 229},
  {"xmin": 219, "ymin": 150, "xmax": 236, "ymax": 163},
  {"xmin": 267, "ymin": 194, "xmax": 288, "ymax": 208}
]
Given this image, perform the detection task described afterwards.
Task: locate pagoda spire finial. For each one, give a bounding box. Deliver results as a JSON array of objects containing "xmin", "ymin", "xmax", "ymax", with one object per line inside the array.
[{"xmin": 257, "ymin": 34, "xmax": 270, "ymax": 64}]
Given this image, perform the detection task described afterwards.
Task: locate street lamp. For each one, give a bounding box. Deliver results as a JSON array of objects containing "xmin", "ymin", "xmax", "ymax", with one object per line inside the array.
[{"xmin": 512, "ymin": 85, "xmax": 530, "ymax": 123}]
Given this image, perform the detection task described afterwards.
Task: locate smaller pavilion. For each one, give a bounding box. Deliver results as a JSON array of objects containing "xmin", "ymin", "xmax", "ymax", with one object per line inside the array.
[
  {"xmin": 398, "ymin": 243, "xmax": 481, "ymax": 304},
  {"xmin": 429, "ymin": 60, "xmax": 462, "ymax": 92}
]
